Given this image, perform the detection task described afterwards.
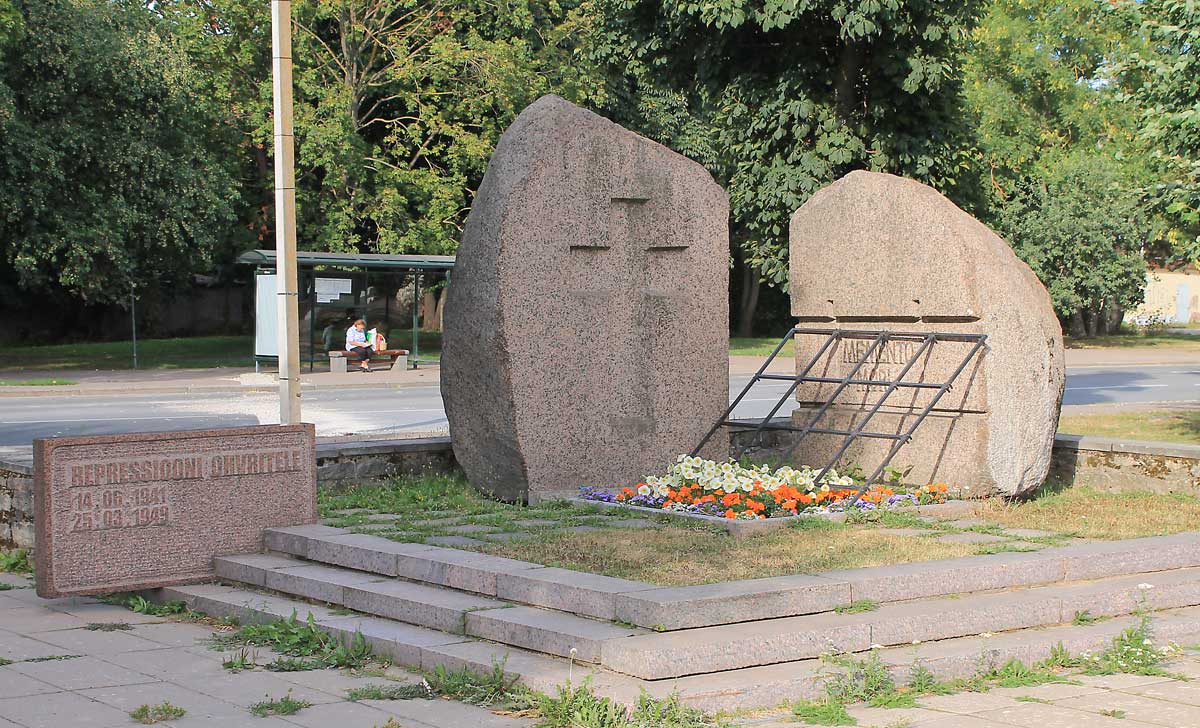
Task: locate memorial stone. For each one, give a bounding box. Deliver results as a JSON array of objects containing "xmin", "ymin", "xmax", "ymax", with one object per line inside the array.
[
  {"xmin": 441, "ymin": 95, "xmax": 729, "ymax": 503},
  {"xmin": 789, "ymin": 171, "xmax": 1064, "ymax": 497},
  {"xmin": 35, "ymin": 424, "xmax": 316, "ymax": 597}
]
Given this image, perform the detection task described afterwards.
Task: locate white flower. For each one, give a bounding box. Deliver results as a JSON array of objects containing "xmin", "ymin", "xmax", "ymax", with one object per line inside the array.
[
  {"xmin": 1137, "ymin": 583, "xmax": 1154, "ymax": 590},
  {"xmin": 637, "ymin": 484, "xmax": 651, "ymax": 497}
]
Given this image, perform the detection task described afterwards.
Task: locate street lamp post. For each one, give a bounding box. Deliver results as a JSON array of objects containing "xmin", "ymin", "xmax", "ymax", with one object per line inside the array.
[{"xmin": 271, "ymin": 0, "xmax": 301, "ymax": 424}]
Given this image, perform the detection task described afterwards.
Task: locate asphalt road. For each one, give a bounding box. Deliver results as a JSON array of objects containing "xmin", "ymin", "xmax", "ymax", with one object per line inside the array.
[{"xmin": 0, "ymin": 364, "xmax": 1195, "ymax": 449}]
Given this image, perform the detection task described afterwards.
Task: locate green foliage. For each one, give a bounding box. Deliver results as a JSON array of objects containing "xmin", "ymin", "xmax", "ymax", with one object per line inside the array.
[
  {"xmin": 792, "ymin": 699, "xmax": 857, "ymax": 726},
  {"xmin": 591, "ymin": 0, "xmax": 984, "ymax": 290},
  {"xmin": 248, "ymin": 691, "xmax": 310, "ymax": 717},
  {"xmin": 85, "ymin": 623, "xmax": 132, "ymax": 632},
  {"xmin": 822, "ymin": 653, "xmax": 909, "ymax": 707},
  {"xmin": 834, "ymin": 600, "xmax": 879, "ymax": 615},
  {"xmin": 0, "ymin": 550, "xmax": 31, "ymax": 573},
  {"xmin": 993, "ymin": 151, "xmax": 1150, "ymax": 333},
  {"xmin": 0, "ymin": 0, "xmax": 238, "ymax": 304},
  {"xmin": 1116, "ymin": 0, "xmax": 1200, "ymax": 259},
  {"xmin": 345, "ymin": 682, "xmax": 432, "ymax": 701},
  {"xmin": 211, "ymin": 612, "xmax": 372, "ymax": 669},
  {"xmin": 221, "ymin": 648, "xmax": 257, "ymax": 672},
  {"xmin": 977, "ymin": 658, "xmax": 1069, "ymax": 689},
  {"xmin": 1073, "ymin": 610, "xmax": 1100, "ymax": 626},
  {"xmin": 425, "ymin": 661, "xmax": 517, "ymax": 706},
  {"xmin": 129, "ymin": 702, "xmax": 187, "ymax": 724},
  {"xmin": 1080, "ymin": 616, "xmax": 1173, "ymax": 676},
  {"xmin": 965, "ymin": 0, "xmax": 1155, "ymax": 334},
  {"xmin": 529, "ymin": 681, "xmax": 728, "ymax": 727},
  {"xmin": 100, "ymin": 593, "xmax": 188, "ymax": 617}
]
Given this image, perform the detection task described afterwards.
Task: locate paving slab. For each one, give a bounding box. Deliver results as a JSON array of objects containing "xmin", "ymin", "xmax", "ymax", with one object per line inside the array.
[
  {"xmin": 606, "ymin": 518, "xmax": 658, "ymax": 529},
  {"xmin": 53, "ymin": 602, "xmax": 167, "ymax": 625},
  {"xmin": 613, "ymin": 574, "xmax": 850, "ymax": 630},
  {"xmin": 946, "ymin": 519, "xmax": 992, "ymax": 528},
  {"xmin": 184, "ymin": 670, "xmax": 343, "ymax": 707},
  {"xmin": 988, "ymin": 682, "xmax": 1107, "ymax": 701},
  {"xmin": 0, "ymin": 631, "xmax": 79, "ymax": 662},
  {"xmin": 1099, "ymin": 674, "xmax": 1194, "ymax": 694},
  {"xmin": 479, "ymin": 531, "xmax": 535, "ymax": 543},
  {"xmin": 512, "ymin": 519, "xmax": 560, "ymax": 528},
  {"xmin": 917, "ymin": 691, "xmax": 1027, "ymax": 713},
  {"xmin": 425, "ymin": 535, "xmax": 486, "ymax": 547},
  {"xmin": 495, "ymin": 567, "xmax": 655, "ymax": 621},
  {"xmin": 276, "ymin": 699, "xmax": 399, "ymax": 728},
  {"xmin": 1001, "ymin": 528, "xmax": 1061, "ymax": 538},
  {"xmin": 0, "ymin": 666, "xmax": 58, "ymax": 699},
  {"xmin": 974, "ymin": 701, "xmax": 1162, "ymax": 728},
  {"xmin": 874, "ymin": 527, "xmax": 932, "ymax": 536},
  {"xmin": 364, "ymin": 696, "xmax": 535, "ymax": 727},
  {"xmin": 7, "ymin": 655, "xmax": 157, "ymax": 691},
  {"xmin": 0, "ymin": 606, "xmax": 89, "ymax": 633},
  {"xmin": 102, "ymin": 646, "xmax": 230, "ymax": 682},
  {"xmin": 163, "ymin": 714, "xmax": 298, "ymax": 727},
  {"xmin": 844, "ymin": 705, "xmax": 949, "ymax": 726},
  {"xmin": 935, "ymin": 532, "xmax": 1011, "ymax": 544},
  {"xmin": 341, "ymin": 579, "xmax": 506, "ymax": 633},
  {"xmin": 126, "ymin": 621, "xmax": 216, "ymax": 649},
  {"xmin": 0, "ymin": 690, "xmax": 132, "ymax": 728},
  {"xmin": 28, "ymin": 627, "xmax": 165, "ymax": 656},
  {"xmin": 465, "ymin": 606, "xmax": 647, "ymax": 662},
  {"xmin": 396, "ymin": 549, "xmax": 544, "ymax": 596},
  {"xmin": 443, "ymin": 524, "xmax": 500, "ymax": 534},
  {"xmin": 906, "ymin": 716, "xmax": 1037, "ymax": 728},
  {"xmin": 79, "ymin": 681, "xmax": 244, "ymax": 718},
  {"xmin": 1055, "ymin": 690, "xmax": 1200, "ymax": 727}
]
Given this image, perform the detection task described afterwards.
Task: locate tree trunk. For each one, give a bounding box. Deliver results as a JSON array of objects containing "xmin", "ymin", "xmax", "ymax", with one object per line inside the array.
[
  {"xmin": 736, "ymin": 261, "xmax": 761, "ymax": 337},
  {"xmin": 420, "ymin": 290, "xmax": 437, "ymax": 331},
  {"xmin": 835, "ymin": 41, "xmax": 863, "ymax": 122},
  {"xmin": 1069, "ymin": 310, "xmax": 1087, "ymax": 338},
  {"xmin": 433, "ymin": 287, "xmax": 446, "ymax": 332}
]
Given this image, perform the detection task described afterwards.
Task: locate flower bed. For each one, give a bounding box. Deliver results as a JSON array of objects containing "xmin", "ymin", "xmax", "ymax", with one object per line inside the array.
[{"xmin": 579, "ymin": 456, "xmax": 949, "ymax": 520}]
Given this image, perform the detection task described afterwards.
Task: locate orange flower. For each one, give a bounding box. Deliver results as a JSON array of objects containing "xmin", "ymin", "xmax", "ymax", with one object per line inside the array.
[
  {"xmin": 721, "ymin": 492, "xmax": 742, "ymax": 507},
  {"xmin": 799, "ymin": 493, "xmax": 813, "ymax": 505},
  {"xmin": 937, "ymin": 483, "xmax": 948, "ymax": 493},
  {"xmin": 724, "ymin": 509, "xmax": 737, "ymax": 519},
  {"xmin": 746, "ymin": 499, "xmax": 765, "ymax": 513},
  {"xmin": 782, "ymin": 499, "xmax": 798, "ymax": 511}
]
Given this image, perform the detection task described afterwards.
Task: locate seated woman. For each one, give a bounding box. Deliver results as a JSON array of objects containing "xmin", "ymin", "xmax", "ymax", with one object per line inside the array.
[{"xmin": 345, "ymin": 319, "xmax": 373, "ymax": 372}]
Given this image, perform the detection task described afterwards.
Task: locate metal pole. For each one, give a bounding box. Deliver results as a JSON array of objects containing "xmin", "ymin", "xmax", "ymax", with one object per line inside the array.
[
  {"xmin": 130, "ymin": 289, "xmax": 138, "ymax": 370},
  {"xmin": 411, "ymin": 272, "xmax": 420, "ymax": 369},
  {"xmin": 272, "ymin": 0, "xmax": 301, "ymax": 424}
]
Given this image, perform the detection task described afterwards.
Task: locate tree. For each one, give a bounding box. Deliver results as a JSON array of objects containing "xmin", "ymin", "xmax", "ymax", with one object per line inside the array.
[
  {"xmin": 996, "ymin": 152, "xmax": 1149, "ymax": 337},
  {"xmin": 963, "ymin": 0, "xmax": 1155, "ymax": 334},
  {"xmin": 591, "ymin": 0, "xmax": 985, "ymax": 335},
  {"xmin": 1115, "ymin": 0, "xmax": 1200, "ymax": 261},
  {"xmin": 0, "ymin": 0, "xmax": 238, "ymax": 305}
]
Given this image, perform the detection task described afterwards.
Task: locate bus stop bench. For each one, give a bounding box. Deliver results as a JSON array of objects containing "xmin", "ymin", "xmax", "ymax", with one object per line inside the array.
[{"xmin": 329, "ymin": 349, "xmax": 409, "ymax": 376}]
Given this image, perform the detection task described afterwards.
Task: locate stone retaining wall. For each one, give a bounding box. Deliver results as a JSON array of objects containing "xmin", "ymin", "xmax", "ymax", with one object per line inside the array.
[
  {"xmin": 2, "ymin": 430, "xmax": 1196, "ymax": 551},
  {"xmin": 0, "ymin": 463, "xmax": 33, "ymax": 551}
]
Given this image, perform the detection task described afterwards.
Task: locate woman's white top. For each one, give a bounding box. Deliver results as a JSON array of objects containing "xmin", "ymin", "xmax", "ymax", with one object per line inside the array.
[{"xmin": 346, "ymin": 326, "xmax": 368, "ymax": 350}]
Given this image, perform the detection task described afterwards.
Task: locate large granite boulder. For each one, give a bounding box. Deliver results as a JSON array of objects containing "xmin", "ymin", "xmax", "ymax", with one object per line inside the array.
[
  {"xmin": 441, "ymin": 95, "xmax": 729, "ymax": 503},
  {"xmin": 789, "ymin": 171, "xmax": 1064, "ymax": 497}
]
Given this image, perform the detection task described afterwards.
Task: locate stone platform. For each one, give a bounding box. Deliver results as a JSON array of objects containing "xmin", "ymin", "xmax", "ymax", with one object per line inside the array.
[{"xmin": 151, "ymin": 525, "xmax": 1200, "ymax": 712}]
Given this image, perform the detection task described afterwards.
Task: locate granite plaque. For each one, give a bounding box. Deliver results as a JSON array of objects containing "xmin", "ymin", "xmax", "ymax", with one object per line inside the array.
[{"xmin": 34, "ymin": 424, "xmax": 316, "ymax": 598}]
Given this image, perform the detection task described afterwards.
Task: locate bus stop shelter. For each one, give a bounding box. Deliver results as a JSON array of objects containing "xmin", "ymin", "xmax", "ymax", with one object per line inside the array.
[{"xmin": 238, "ymin": 249, "xmax": 454, "ymax": 371}]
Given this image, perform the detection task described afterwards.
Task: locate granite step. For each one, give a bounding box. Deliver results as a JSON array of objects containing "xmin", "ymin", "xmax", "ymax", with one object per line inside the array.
[
  {"xmin": 601, "ymin": 566, "xmax": 1200, "ymax": 679},
  {"xmin": 215, "ymin": 552, "xmax": 650, "ymax": 661},
  {"xmin": 149, "ymin": 582, "xmax": 1200, "ymax": 714},
  {"xmin": 263, "ymin": 525, "xmax": 1200, "ymax": 631}
]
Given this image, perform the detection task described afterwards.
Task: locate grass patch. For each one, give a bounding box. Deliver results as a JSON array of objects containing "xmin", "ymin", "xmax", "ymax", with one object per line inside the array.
[
  {"xmin": 129, "ymin": 702, "xmax": 186, "ymax": 724},
  {"xmin": 0, "ymin": 378, "xmax": 76, "ymax": 386},
  {"xmin": 0, "ymin": 550, "xmax": 32, "ymax": 574},
  {"xmin": 1100, "ymin": 708, "xmax": 1127, "ymax": 718},
  {"xmin": 1059, "ymin": 410, "xmax": 1200, "ymax": 445},
  {"xmin": 0, "ymin": 335, "xmax": 253, "ymax": 371},
  {"xmin": 346, "ymin": 683, "xmax": 432, "ymax": 701},
  {"xmin": 974, "ymin": 487, "xmax": 1200, "ymax": 540},
  {"xmin": 730, "ymin": 336, "xmax": 796, "ymax": 358},
  {"xmin": 484, "ymin": 524, "xmax": 976, "ymax": 586},
  {"xmin": 248, "ymin": 691, "xmax": 310, "ymax": 717},
  {"xmin": 1016, "ymin": 695, "xmax": 1051, "ymax": 704},
  {"xmin": 834, "ymin": 600, "xmax": 879, "ymax": 615},
  {"xmin": 85, "ymin": 622, "xmax": 132, "ymax": 632},
  {"xmin": 1064, "ymin": 332, "xmax": 1200, "ymax": 350},
  {"xmin": 792, "ymin": 699, "xmax": 857, "ymax": 726},
  {"xmin": 209, "ymin": 612, "xmax": 371, "ymax": 669}
]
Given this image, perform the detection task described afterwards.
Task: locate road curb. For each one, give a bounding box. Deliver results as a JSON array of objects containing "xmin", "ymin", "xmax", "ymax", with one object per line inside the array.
[{"xmin": 0, "ymin": 380, "xmax": 442, "ymax": 398}]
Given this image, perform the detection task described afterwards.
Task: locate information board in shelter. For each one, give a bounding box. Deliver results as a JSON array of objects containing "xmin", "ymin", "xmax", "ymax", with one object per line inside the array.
[{"xmin": 34, "ymin": 424, "xmax": 316, "ymax": 598}]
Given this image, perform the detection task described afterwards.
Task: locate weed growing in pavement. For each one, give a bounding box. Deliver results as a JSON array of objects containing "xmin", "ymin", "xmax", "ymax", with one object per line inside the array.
[
  {"xmin": 1100, "ymin": 708, "xmax": 1127, "ymax": 718},
  {"xmin": 209, "ymin": 612, "xmax": 371, "ymax": 669},
  {"xmin": 1015, "ymin": 696, "xmax": 1051, "ymax": 704},
  {"xmin": 221, "ymin": 647, "xmax": 257, "ymax": 672},
  {"xmin": 0, "ymin": 658, "xmax": 11, "ymax": 666},
  {"xmin": 425, "ymin": 660, "xmax": 517, "ymax": 706},
  {"xmin": 85, "ymin": 622, "xmax": 132, "ymax": 631},
  {"xmin": 0, "ymin": 550, "xmax": 31, "ymax": 573},
  {"xmin": 128, "ymin": 702, "xmax": 186, "ymax": 724},
  {"xmin": 821, "ymin": 653, "xmax": 915, "ymax": 708},
  {"xmin": 264, "ymin": 656, "xmax": 327, "ymax": 672},
  {"xmin": 1079, "ymin": 615, "xmax": 1176, "ymax": 676},
  {"xmin": 248, "ymin": 691, "xmax": 310, "ymax": 717},
  {"xmin": 529, "ymin": 681, "xmax": 729, "ymax": 728},
  {"xmin": 345, "ymin": 682, "xmax": 433, "ymax": 701},
  {"xmin": 792, "ymin": 699, "xmax": 857, "ymax": 726},
  {"xmin": 833, "ymin": 599, "xmax": 879, "ymax": 615},
  {"xmin": 99, "ymin": 593, "xmax": 188, "ymax": 617},
  {"xmin": 1038, "ymin": 642, "xmax": 1077, "ymax": 670},
  {"xmin": 1073, "ymin": 610, "xmax": 1101, "ymax": 626},
  {"xmin": 977, "ymin": 658, "xmax": 1070, "ymax": 688},
  {"xmin": 0, "ymin": 582, "xmax": 16, "ymax": 591},
  {"xmin": 23, "ymin": 655, "xmax": 79, "ymax": 662}
]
